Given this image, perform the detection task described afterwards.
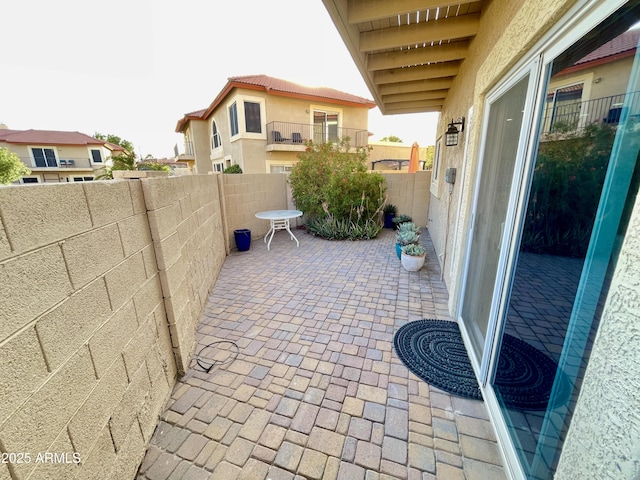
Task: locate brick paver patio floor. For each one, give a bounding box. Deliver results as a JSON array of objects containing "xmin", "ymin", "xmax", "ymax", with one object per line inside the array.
[{"xmin": 136, "ymin": 228, "xmax": 507, "ymax": 480}]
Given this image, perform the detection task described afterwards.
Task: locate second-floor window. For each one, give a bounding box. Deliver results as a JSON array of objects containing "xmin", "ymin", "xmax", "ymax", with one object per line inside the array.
[
  {"xmin": 90, "ymin": 149, "xmax": 103, "ymax": 163},
  {"xmin": 212, "ymin": 121, "xmax": 222, "ymax": 149},
  {"xmin": 229, "ymin": 103, "xmax": 239, "ymax": 136},
  {"xmin": 244, "ymin": 102, "xmax": 261, "ymax": 133},
  {"xmin": 31, "ymin": 147, "xmax": 58, "ymax": 167}
]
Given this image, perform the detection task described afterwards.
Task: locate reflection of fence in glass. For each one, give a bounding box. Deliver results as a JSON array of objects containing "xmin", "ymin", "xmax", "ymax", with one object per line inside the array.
[{"xmin": 541, "ymin": 90, "xmax": 640, "ymax": 133}]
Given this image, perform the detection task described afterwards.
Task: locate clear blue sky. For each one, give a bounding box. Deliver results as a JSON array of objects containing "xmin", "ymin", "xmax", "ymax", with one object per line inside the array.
[{"xmin": 2, "ymin": 0, "xmax": 439, "ymax": 158}]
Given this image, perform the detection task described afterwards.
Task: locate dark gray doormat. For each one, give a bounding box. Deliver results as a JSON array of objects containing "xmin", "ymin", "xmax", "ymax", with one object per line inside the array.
[{"xmin": 393, "ymin": 319, "xmax": 568, "ymax": 410}]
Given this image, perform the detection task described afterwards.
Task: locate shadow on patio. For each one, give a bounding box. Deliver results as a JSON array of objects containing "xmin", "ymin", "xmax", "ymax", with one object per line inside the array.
[{"xmin": 136, "ymin": 228, "xmax": 506, "ymax": 480}]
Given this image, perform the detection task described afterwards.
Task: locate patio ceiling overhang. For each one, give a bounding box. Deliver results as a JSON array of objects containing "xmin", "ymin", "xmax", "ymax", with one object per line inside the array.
[{"xmin": 322, "ymin": 0, "xmax": 484, "ymax": 115}]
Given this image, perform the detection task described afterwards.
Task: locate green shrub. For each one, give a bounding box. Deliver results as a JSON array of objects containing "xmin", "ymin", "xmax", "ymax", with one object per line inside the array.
[
  {"xmin": 289, "ymin": 138, "xmax": 387, "ymax": 239},
  {"xmin": 138, "ymin": 162, "xmax": 170, "ymax": 172},
  {"xmin": 522, "ymin": 122, "xmax": 615, "ymax": 257},
  {"xmin": 224, "ymin": 164, "xmax": 243, "ymax": 174}
]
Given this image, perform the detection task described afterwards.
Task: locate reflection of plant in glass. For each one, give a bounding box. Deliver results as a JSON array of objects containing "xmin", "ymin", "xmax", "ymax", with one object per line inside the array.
[{"xmin": 522, "ymin": 122, "xmax": 618, "ymax": 256}]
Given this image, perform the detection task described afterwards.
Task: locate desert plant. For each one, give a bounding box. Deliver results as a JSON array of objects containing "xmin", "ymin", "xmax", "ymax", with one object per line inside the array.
[
  {"xmin": 397, "ymin": 221, "xmax": 421, "ymax": 235},
  {"xmin": 402, "ymin": 244, "xmax": 426, "ymax": 256},
  {"xmin": 383, "ymin": 203, "xmax": 397, "ymax": 215},
  {"xmin": 392, "ymin": 214, "xmax": 412, "ymax": 227},
  {"xmin": 396, "ymin": 230, "xmax": 420, "ymax": 246}
]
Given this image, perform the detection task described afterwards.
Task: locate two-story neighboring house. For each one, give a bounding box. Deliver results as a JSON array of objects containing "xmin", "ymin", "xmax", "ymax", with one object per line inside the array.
[
  {"xmin": 0, "ymin": 127, "xmax": 124, "ymax": 184},
  {"xmin": 175, "ymin": 75, "xmax": 376, "ymax": 174},
  {"xmin": 542, "ymin": 28, "xmax": 640, "ymax": 133}
]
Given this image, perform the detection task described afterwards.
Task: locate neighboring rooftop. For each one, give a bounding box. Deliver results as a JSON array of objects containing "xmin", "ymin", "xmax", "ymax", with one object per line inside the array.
[
  {"xmin": 0, "ymin": 128, "xmax": 106, "ymax": 146},
  {"xmin": 176, "ymin": 74, "xmax": 376, "ymax": 132},
  {"xmin": 576, "ymin": 28, "xmax": 640, "ymax": 65}
]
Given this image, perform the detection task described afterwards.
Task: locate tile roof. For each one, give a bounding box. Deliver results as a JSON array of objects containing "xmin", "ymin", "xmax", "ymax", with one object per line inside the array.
[
  {"xmin": 576, "ymin": 29, "xmax": 640, "ymax": 65},
  {"xmin": 176, "ymin": 75, "xmax": 375, "ymax": 132},
  {"xmin": 228, "ymin": 75, "xmax": 375, "ymax": 107},
  {"xmin": 0, "ymin": 129, "xmax": 105, "ymax": 146}
]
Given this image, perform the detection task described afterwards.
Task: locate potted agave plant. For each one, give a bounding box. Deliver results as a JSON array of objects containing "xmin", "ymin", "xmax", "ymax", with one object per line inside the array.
[
  {"xmin": 395, "ymin": 224, "xmax": 420, "ymax": 259},
  {"xmin": 383, "ymin": 204, "xmax": 397, "ymax": 229},
  {"xmin": 401, "ymin": 243, "xmax": 426, "ymax": 272},
  {"xmin": 392, "ymin": 214, "xmax": 412, "ymax": 230}
]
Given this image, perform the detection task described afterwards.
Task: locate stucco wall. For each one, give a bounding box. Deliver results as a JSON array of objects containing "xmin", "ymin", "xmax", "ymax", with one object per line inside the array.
[
  {"xmin": 0, "ymin": 176, "xmax": 226, "ymax": 480},
  {"xmin": 554, "ymin": 193, "xmax": 640, "ymax": 479},
  {"xmin": 381, "ymin": 171, "xmax": 431, "ymax": 227}
]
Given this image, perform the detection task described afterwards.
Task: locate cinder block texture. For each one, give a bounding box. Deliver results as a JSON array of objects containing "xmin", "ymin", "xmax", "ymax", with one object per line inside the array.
[
  {"xmin": 381, "ymin": 172, "xmax": 431, "ymax": 227},
  {"xmin": 0, "ymin": 183, "xmax": 91, "ymax": 254},
  {"xmin": 0, "ymin": 244, "xmax": 73, "ymax": 339},
  {"xmin": 84, "ymin": 180, "xmax": 135, "ymax": 227},
  {"xmin": 0, "ymin": 328, "xmax": 49, "ymax": 426},
  {"xmin": 146, "ymin": 175, "xmax": 226, "ymax": 375}
]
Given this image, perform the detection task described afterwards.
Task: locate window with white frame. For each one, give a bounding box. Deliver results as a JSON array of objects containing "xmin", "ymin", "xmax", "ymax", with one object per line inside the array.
[
  {"xmin": 227, "ymin": 95, "xmax": 266, "ymax": 140},
  {"xmin": 244, "ymin": 102, "xmax": 261, "ymax": 133},
  {"xmin": 21, "ymin": 177, "xmax": 39, "ymax": 184},
  {"xmin": 31, "ymin": 147, "xmax": 58, "ymax": 167},
  {"xmin": 90, "ymin": 149, "xmax": 103, "ymax": 164},
  {"xmin": 212, "ymin": 120, "xmax": 222, "ymax": 149},
  {"xmin": 212, "ymin": 161, "xmax": 224, "ymax": 173},
  {"xmin": 229, "ymin": 102, "xmax": 239, "ymax": 137}
]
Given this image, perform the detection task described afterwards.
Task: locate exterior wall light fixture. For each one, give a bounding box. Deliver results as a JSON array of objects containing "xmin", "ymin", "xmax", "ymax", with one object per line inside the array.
[{"xmin": 445, "ymin": 117, "xmax": 465, "ymax": 146}]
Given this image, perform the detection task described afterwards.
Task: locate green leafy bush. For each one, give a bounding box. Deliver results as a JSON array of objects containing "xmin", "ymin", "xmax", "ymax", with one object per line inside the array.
[
  {"xmin": 224, "ymin": 164, "xmax": 243, "ymax": 174},
  {"xmin": 138, "ymin": 162, "xmax": 170, "ymax": 172},
  {"xmin": 289, "ymin": 138, "xmax": 387, "ymax": 239},
  {"xmin": 521, "ymin": 122, "xmax": 615, "ymax": 257}
]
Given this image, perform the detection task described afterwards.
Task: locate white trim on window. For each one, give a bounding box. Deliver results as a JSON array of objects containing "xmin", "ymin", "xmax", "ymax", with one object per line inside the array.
[
  {"xmin": 227, "ymin": 94, "xmax": 266, "ymax": 142},
  {"xmin": 30, "ymin": 146, "xmax": 58, "ymax": 168},
  {"xmin": 89, "ymin": 148, "xmax": 104, "ymax": 165}
]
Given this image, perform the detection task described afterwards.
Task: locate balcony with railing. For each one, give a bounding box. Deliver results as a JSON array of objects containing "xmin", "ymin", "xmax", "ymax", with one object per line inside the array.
[
  {"xmin": 266, "ymin": 121, "xmax": 369, "ymax": 150},
  {"xmin": 18, "ymin": 156, "xmax": 95, "ymax": 170},
  {"xmin": 541, "ymin": 91, "xmax": 640, "ymax": 136}
]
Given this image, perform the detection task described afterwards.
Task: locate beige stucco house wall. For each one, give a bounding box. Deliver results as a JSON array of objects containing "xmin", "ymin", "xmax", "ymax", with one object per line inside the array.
[
  {"xmin": 0, "ymin": 129, "xmax": 118, "ymax": 184},
  {"xmin": 175, "ymin": 75, "xmax": 375, "ymax": 175}
]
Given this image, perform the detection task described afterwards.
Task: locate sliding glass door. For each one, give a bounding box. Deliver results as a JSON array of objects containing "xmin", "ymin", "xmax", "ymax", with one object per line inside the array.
[
  {"xmin": 458, "ymin": 1, "xmax": 640, "ymax": 478},
  {"xmin": 459, "ymin": 65, "xmax": 538, "ymax": 375}
]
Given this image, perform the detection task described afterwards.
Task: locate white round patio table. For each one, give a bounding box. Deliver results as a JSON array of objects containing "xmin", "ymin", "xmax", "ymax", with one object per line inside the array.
[{"xmin": 255, "ymin": 210, "xmax": 303, "ymax": 251}]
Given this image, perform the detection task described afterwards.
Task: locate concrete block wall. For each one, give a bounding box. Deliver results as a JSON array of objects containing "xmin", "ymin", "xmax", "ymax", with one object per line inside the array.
[
  {"xmin": 220, "ymin": 173, "xmax": 289, "ymax": 248},
  {"xmin": 142, "ymin": 175, "xmax": 226, "ymax": 375},
  {"xmin": 381, "ymin": 171, "xmax": 432, "ymax": 227},
  {"xmin": 0, "ymin": 181, "xmax": 175, "ymax": 480}
]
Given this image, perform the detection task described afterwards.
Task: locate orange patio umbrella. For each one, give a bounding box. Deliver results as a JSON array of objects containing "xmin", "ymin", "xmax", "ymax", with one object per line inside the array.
[{"xmin": 408, "ymin": 141, "xmax": 420, "ymax": 173}]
